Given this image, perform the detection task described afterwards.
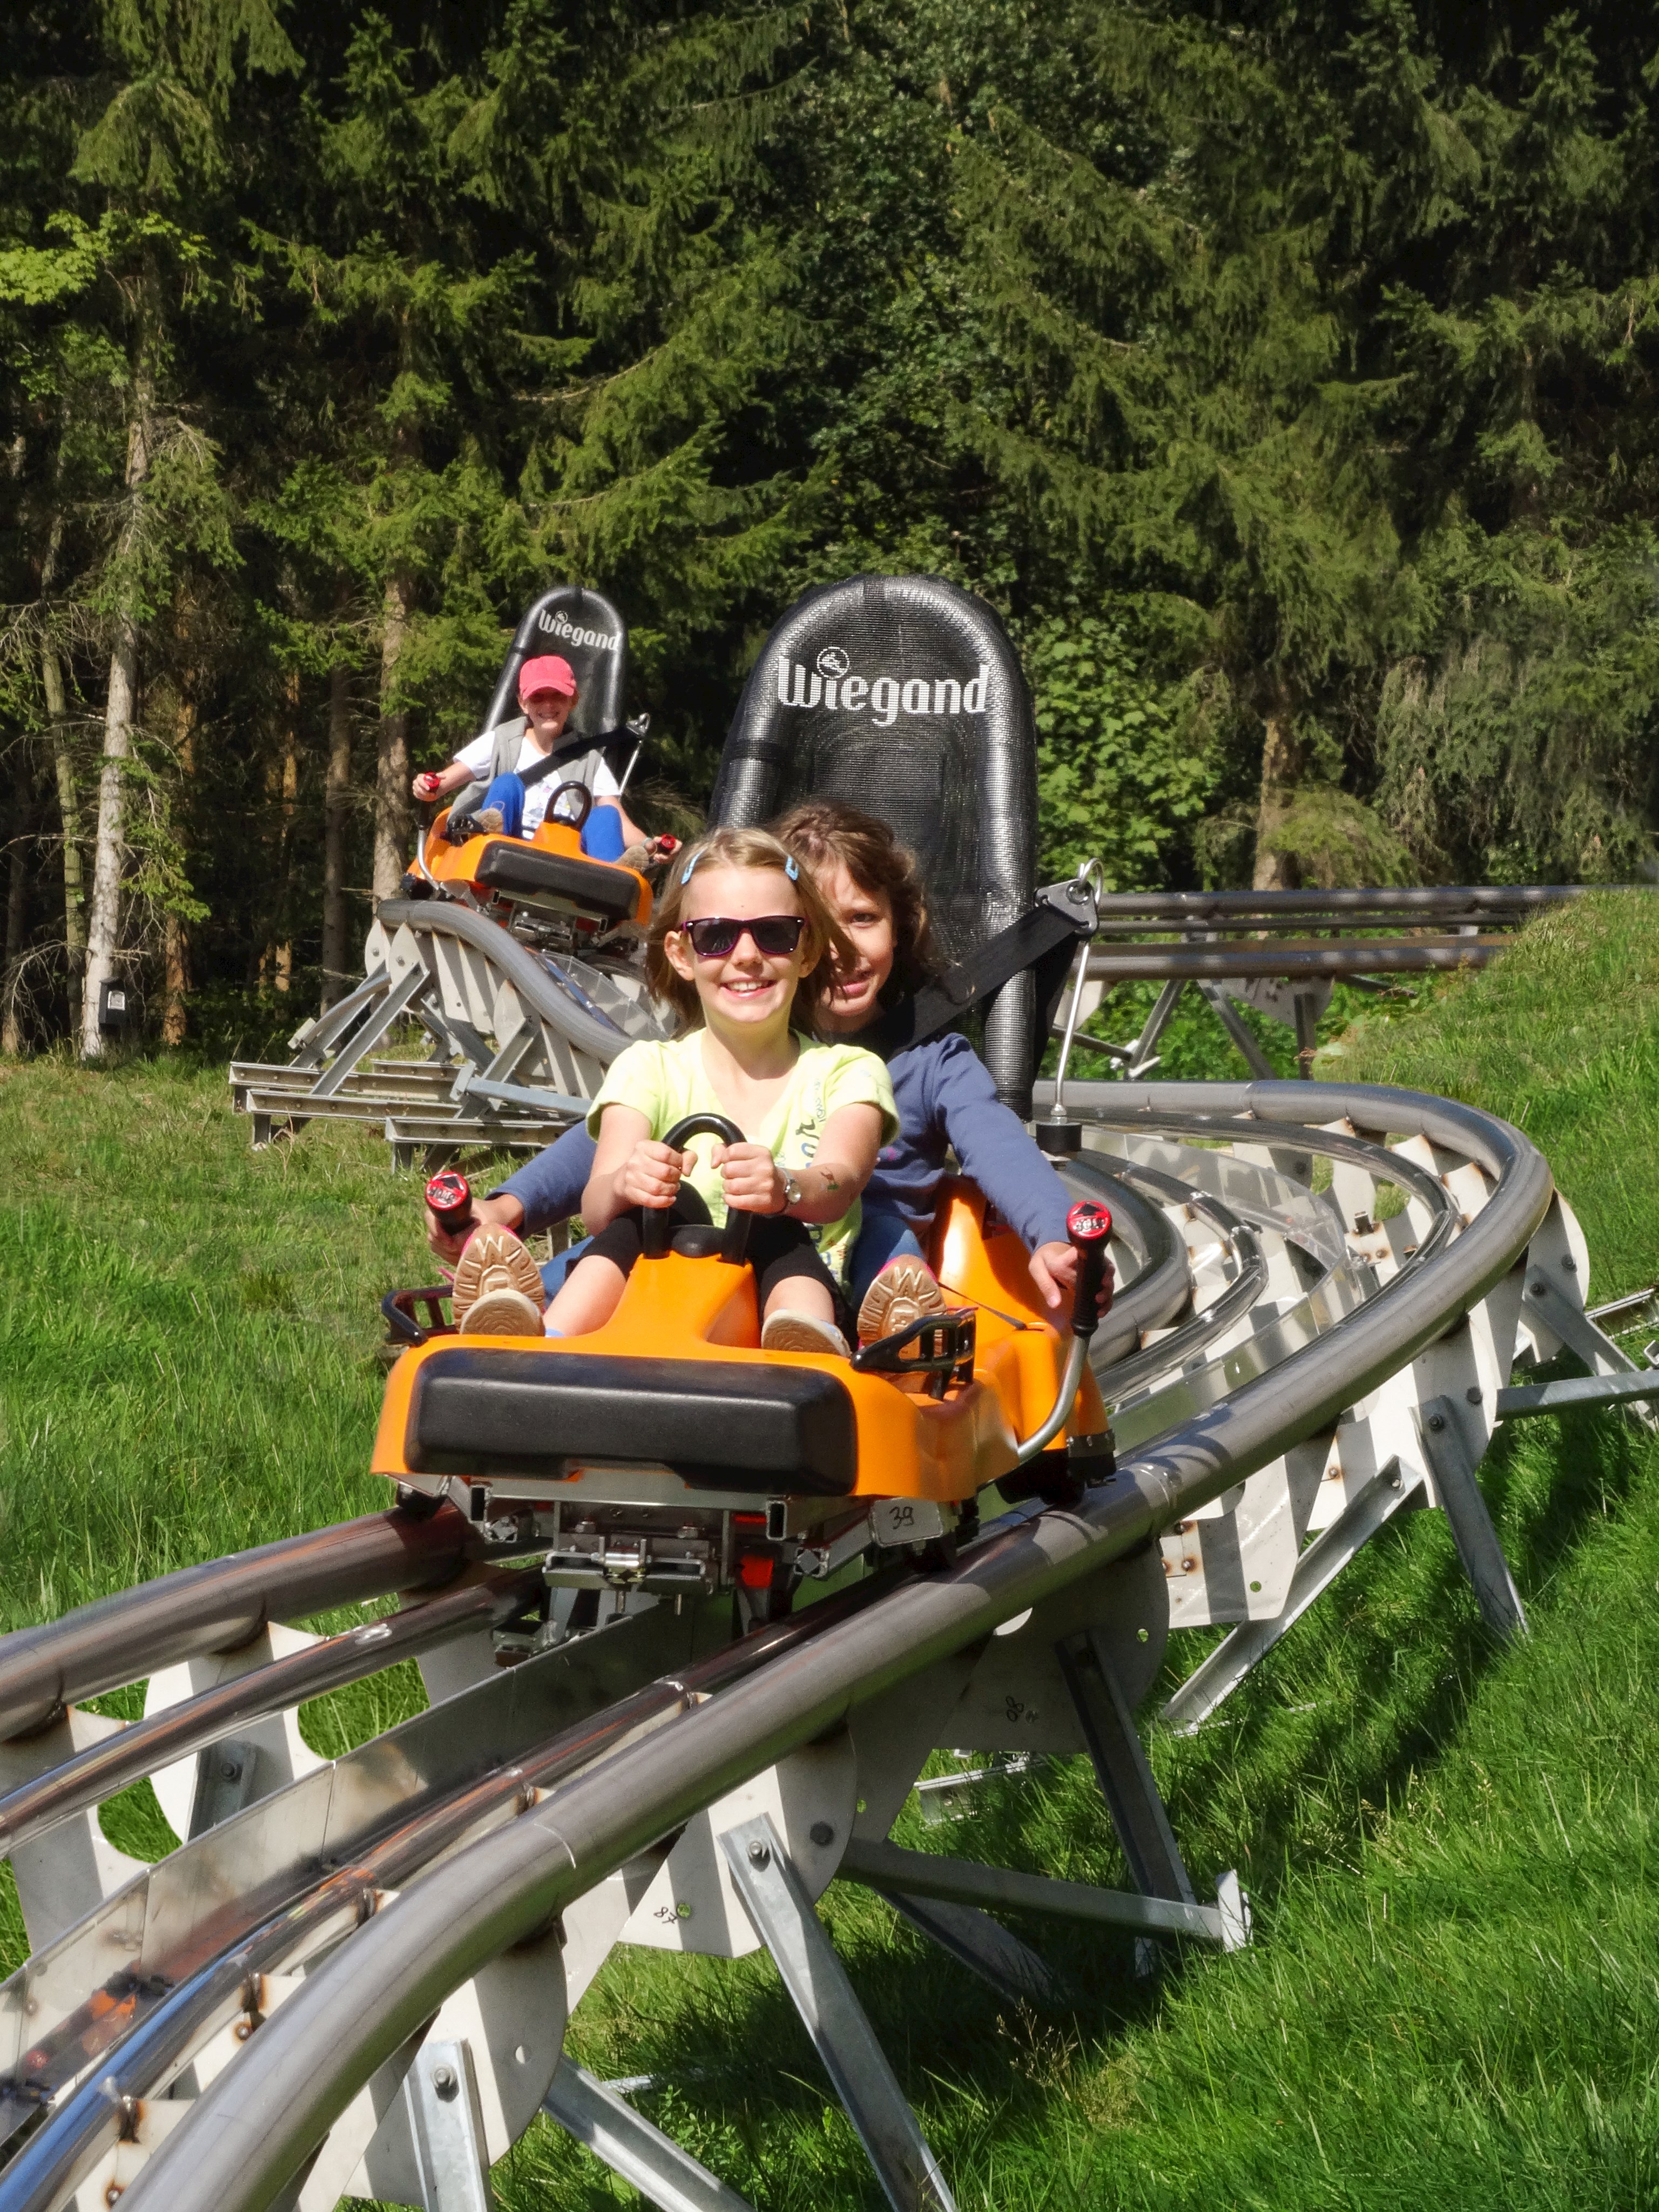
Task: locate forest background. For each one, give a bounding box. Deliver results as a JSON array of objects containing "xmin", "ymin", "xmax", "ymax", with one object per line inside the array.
[{"xmin": 4, "ymin": 0, "xmax": 1659, "ymax": 1057}]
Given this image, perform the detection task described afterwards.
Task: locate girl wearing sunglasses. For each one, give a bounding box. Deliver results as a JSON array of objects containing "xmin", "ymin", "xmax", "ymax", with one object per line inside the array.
[
  {"xmin": 431, "ymin": 811, "xmax": 1105, "ymax": 1340},
  {"xmin": 523, "ymin": 826, "xmax": 895, "ymax": 1355}
]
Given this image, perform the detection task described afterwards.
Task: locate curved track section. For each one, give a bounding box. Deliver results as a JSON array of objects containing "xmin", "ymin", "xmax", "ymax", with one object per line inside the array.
[
  {"xmin": 231, "ymin": 895, "xmax": 664, "ymax": 1159},
  {"xmin": 0, "ymin": 1082, "xmax": 1580, "ymax": 2212}
]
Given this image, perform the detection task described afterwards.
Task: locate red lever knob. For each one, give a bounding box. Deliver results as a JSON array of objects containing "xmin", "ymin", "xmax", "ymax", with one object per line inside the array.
[
  {"xmin": 1065, "ymin": 1199, "xmax": 1112, "ymax": 1339},
  {"xmin": 425, "ymin": 1170, "xmax": 476, "ymax": 1233}
]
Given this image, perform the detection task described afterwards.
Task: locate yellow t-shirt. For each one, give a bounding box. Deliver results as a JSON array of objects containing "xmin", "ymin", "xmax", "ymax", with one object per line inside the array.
[{"xmin": 587, "ymin": 1030, "xmax": 899, "ymax": 1280}]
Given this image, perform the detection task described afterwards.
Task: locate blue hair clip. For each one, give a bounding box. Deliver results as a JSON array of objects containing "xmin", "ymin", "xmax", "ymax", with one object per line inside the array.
[
  {"xmin": 680, "ymin": 849, "xmax": 704, "ymax": 887},
  {"xmin": 785, "ymin": 854, "xmax": 799, "ymax": 881}
]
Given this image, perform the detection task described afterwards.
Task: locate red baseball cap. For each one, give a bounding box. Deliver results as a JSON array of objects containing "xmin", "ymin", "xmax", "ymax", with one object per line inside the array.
[{"xmin": 518, "ymin": 653, "xmax": 578, "ymax": 702}]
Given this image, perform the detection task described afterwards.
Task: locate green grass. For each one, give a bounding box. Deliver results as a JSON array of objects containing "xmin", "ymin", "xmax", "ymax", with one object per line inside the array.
[{"xmin": 4, "ymin": 895, "xmax": 1659, "ymax": 2208}]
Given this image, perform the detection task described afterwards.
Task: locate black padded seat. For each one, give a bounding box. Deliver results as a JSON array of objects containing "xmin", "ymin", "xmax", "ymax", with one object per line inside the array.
[
  {"xmin": 474, "ymin": 841, "xmax": 642, "ymax": 922},
  {"xmin": 405, "ymin": 1347, "xmax": 858, "ymax": 1495}
]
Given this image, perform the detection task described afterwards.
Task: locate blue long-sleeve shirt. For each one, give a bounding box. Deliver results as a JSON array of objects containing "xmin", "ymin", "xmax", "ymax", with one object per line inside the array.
[{"xmin": 495, "ymin": 1030, "xmax": 1071, "ymax": 1254}]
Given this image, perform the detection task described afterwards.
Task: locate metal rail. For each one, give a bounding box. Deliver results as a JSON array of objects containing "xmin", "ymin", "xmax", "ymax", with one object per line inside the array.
[
  {"xmin": 121, "ymin": 1081, "xmax": 1553, "ymax": 2212},
  {"xmin": 1053, "ymin": 1156, "xmax": 1193, "ymax": 1371},
  {"xmin": 373, "ymin": 900, "xmax": 632, "ymax": 1069},
  {"xmin": 0, "ymin": 1503, "xmax": 489, "ymax": 1743},
  {"xmin": 0, "ymin": 1569, "xmax": 539, "ymax": 1859},
  {"xmin": 1087, "ymin": 886, "xmax": 1605, "ymax": 922},
  {"xmin": 1084, "ymin": 939, "xmax": 1506, "ymax": 982},
  {"xmin": 0, "ymin": 1578, "xmax": 904, "ymax": 2212}
]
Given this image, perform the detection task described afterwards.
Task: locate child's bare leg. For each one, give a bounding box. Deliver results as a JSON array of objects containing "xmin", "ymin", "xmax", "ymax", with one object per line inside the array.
[
  {"xmin": 761, "ymin": 1277, "xmax": 835, "ymax": 1328},
  {"xmin": 758, "ymin": 1273, "xmax": 847, "ymax": 1357},
  {"xmin": 544, "ymin": 1253, "xmax": 627, "ymax": 1336}
]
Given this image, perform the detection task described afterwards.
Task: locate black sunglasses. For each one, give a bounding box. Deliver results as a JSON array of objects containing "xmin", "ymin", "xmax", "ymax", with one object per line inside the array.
[{"xmin": 681, "ymin": 914, "xmax": 807, "ymax": 960}]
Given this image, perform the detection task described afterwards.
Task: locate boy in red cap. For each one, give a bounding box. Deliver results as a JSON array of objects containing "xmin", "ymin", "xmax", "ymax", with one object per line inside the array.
[{"xmin": 412, "ymin": 653, "xmax": 647, "ymax": 858}]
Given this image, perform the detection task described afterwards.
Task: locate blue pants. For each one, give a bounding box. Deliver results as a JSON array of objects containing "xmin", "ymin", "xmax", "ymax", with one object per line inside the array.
[
  {"xmin": 479, "ymin": 774, "xmax": 625, "ymax": 860},
  {"xmin": 845, "ymin": 1200, "xmax": 928, "ymax": 1316}
]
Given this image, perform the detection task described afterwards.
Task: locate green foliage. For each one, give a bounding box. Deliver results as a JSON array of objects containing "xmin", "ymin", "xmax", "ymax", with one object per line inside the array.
[
  {"xmin": 8, "ymin": 0, "xmax": 1659, "ymax": 1038},
  {"xmin": 1020, "ymin": 610, "xmax": 1212, "ymax": 887}
]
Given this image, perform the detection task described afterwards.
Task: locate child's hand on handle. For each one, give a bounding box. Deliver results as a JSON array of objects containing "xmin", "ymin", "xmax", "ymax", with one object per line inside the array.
[
  {"xmin": 412, "ymin": 770, "xmax": 445, "ymax": 802},
  {"xmin": 1028, "ymin": 1239, "xmax": 1115, "ymax": 1316},
  {"xmin": 620, "ymin": 1139, "xmax": 691, "ymax": 1210},
  {"xmin": 711, "ymin": 1141, "xmax": 787, "ymax": 1215},
  {"xmin": 425, "ymin": 1190, "xmax": 524, "ymax": 1265}
]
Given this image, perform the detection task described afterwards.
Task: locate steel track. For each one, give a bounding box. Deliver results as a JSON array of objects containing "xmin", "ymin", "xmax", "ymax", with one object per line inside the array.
[{"xmin": 0, "ymin": 1082, "xmax": 1556, "ymax": 2212}]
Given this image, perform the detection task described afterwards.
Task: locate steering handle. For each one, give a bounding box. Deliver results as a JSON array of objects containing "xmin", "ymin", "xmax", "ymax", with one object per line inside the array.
[
  {"xmin": 643, "ymin": 1112, "xmax": 754, "ymax": 1264},
  {"xmin": 547, "ymin": 779, "xmax": 595, "ymax": 831},
  {"xmin": 1065, "ymin": 1199, "xmax": 1113, "ymax": 1341}
]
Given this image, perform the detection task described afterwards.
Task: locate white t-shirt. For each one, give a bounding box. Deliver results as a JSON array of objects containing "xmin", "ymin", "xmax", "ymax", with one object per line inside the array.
[{"xmin": 455, "ymin": 721, "xmax": 621, "ymax": 834}]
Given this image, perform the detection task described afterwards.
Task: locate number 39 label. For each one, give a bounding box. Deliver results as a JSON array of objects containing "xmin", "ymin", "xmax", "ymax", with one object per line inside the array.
[{"xmin": 869, "ymin": 1497, "xmax": 947, "ymax": 1548}]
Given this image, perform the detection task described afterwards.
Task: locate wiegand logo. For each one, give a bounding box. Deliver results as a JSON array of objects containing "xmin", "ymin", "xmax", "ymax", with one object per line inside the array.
[
  {"xmin": 538, "ymin": 607, "xmax": 622, "ymax": 655},
  {"xmin": 778, "ymin": 647, "xmax": 990, "ymax": 726}
]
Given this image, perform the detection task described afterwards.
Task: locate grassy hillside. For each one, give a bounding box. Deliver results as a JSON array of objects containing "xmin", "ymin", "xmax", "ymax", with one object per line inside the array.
[{"xmin": 1, "ymin": 893, "xmax": 1657, "ymax": 2208}]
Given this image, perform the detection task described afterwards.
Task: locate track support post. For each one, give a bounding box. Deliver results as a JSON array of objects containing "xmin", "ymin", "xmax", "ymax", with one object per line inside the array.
[
  {"xmin": 1415, "ymin": 1398, "xmax": 1527, "ymax": 1640},
  {"xmin": 1057, "ymin": 1629, "xmax": 1249, "ymax": 1959},
  {"xmin": 542, "ymin": 2063, "xmax": 757, "ymax": 2212},
  {"xmin": 720, "ymin": 1812, "xmax": 957, "ymax": 2212},
  {"xmin": 402, "ymin": 2037, "xmax": 493, "ymax": 2212}
]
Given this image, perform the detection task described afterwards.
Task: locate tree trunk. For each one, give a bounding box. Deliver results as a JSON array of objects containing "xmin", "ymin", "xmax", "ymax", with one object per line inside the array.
[
  {"xmin": 1252, "ymin": 694, "xmax": 1303, "ymax": 893},
  {"xmin": 38, "ymin": 503, "xmax": 86, "ymax": 1043},
  {"xmin": 273, "ymin": 687, "xmax": 299, "ymax": 992},
  {"xmin": 41, "ymin": 645, "xmax": 86, "ymax": 1042},
  {"xmin": 163, "ymin": 911, "xmax": 188, "ymax": 1045},
  {"xmin": 82, "ymin": 310, "xmax": 154, "ymax": 1060},
  {"xmin": 372, "ymin": 571, "xmax": 413, "ymax": 903},
  {"xmin": 322, "ymin": 656, "xmax": 353, "ymax": 1007},
  {"xmin": 1, "ymin": 792, "xmax": 30, "ymax": 1057},
  {"xmin": 82, "ymin": 615, "xmax": 140, "ymax": 1056}
]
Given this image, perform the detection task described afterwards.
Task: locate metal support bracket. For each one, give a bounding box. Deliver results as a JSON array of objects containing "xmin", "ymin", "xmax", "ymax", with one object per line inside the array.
[
  {"xmin": 1056, "ymin": 1630, "xmax": 1195, "ymax": 1904},
  {"xmin": 187, "ymin": 1734, "xmax": 260, "ymax": 1838},
  {"xmin": 720, "ymin": 1812, "xmax": 957, "ymax": 2212},
  {"xmin": 1124, "ymin": 976, "xmax": 1184, "ymax": 1078},
  {"xmin": 1522, "ymin": 1273, "xmax": 1658, "ymax": 1431},
  {"xmin": 451, "ymin": 1069, "xmax": 590, "ymax": 1120},
  {"xmin": 1416, "ymin": 1398, "xmax": 1527, "ymax": 1640},
  {"xmin": 1498, "ymin": 1367, "xmax": 1659, "ymax": 1419},
  {"xmin": 1162, "ymin": 1461, "xmax": 1424, "ymax": 1733},
  {"xmin": 1195, "ymin": 978, "xmax": 1277, "ymax": 1080},
  {"xmin": 840, "ymin": 1838, "xmax": 1246, "ymax": 1948},
  {"xmin": 287, "ymin": 963, "xmax": 389, "ymax": 1069},
  {"xmin": 1054, "ymin": 1629, "xmax": 1248, "ymax": 1963},
  {"xmin": 402, "ymin": 2036, "xmax": 493, "ymax": 2211},
  {"xmin": 542, "ymin": 2062, "xmax": 756, "ymax": 2212},
  {"xmin": 307, "ymin": 961, "xmax": 427, "ymax": 1098}
]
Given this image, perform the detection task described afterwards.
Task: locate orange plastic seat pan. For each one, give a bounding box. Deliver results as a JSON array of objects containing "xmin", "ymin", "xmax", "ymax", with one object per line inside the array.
[{"xmin": 373, "ymin": 1183, "xmax": 1106, "ymax": 1504}]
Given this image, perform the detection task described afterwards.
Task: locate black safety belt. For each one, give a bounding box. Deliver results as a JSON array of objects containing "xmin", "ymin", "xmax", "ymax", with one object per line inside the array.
[
  {"xmin": 516, "ymin": 726, "xmax": 623, "ymax": 791},
  {"xmin": 447, "ymin": 725, "xmax": 628, "ymax": 840},
  {"xmin": 865, "ymin": 879, "xmax": 1097, "ymax": 1064}
]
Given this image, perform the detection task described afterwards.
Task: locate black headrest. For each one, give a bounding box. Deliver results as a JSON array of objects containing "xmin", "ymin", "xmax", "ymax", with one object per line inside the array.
[
  {"xmin": 481, "ymin": 586, "xmax": 629, "ymax": 740},
  {"xmin": 709, "ymin": 574, "xmax": 1036, "ymax": 967}
]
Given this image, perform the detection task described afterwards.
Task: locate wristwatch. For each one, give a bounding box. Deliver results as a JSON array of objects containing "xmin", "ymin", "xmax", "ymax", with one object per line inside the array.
[{"xmin": 780, "ymin": 1171, "xmax": 805, "ymax": 1211}]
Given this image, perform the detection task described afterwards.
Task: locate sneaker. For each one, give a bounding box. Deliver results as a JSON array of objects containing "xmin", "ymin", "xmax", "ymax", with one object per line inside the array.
[
  {"xmin": 454, "ymin": 1227, "xmax": 546, "ymax": 1334},
  {"xmin": 475, "ymin": 807, "xmax": 505, "ymax": 834},
  {"xmin": 856, "ymin": 1260, "xmax": 946, "ymax": 1346},
  {"xmin": 761, "ymin": 1310, "xmax": 851, "ymax": 1358},
  {"xmin": 461, "ymin": 1285, "xmax": 544, "ymax": 1336}
]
